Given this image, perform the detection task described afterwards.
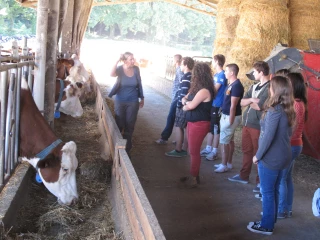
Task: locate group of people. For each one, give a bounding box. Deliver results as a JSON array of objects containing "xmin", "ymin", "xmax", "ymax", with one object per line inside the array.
[{"xmin": 108, "ymin": 51, "xmax": 308, "ymax": 236}]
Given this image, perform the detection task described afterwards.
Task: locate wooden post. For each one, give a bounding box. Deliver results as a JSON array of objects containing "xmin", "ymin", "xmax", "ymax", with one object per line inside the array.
[
  {"xmin": 61, "ymin": 0, "xmax": 74, "ymax": 55},
  {"xmin": 45, "ymin": 0, "xmax": 60, "ymax": 128},
  {"xmin": 34, "ymin": 0, "xmax": 49, "ymax": 114},
  {"xmin": 58, "ymin": 0, "xmax": 69, "ymax": 43}
]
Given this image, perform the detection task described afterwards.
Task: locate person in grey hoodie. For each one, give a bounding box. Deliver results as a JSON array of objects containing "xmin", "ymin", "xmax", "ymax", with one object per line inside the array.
[
  {"xmin": 228, "ymin": 61, "xmax": 270, "ymax": 193},
  {"xmin": 247, "ymin": 76, "xmax": 295, "ymax": 235}
]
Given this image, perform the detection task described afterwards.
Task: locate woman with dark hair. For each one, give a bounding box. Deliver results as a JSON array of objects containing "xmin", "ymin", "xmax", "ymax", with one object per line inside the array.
[
  {"xmin": 108, "ymin": 52, "xmax": 144, "ymax": 153},
  {"xmin": 247, "ymin": 76, "xmax": 295, "ymax": 235},
  {"xmin": 278, "ymin": 72, "xmax": 307, "ymax": 218},
  {"xmin": 181, "ymin": 62, "xmax": 214, "ymax": 187}
]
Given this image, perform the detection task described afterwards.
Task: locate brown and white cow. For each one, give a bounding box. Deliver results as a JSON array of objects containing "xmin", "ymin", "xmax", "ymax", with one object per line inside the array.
[
  {"xmin": 19, "ymin": 78, "xmax": 78, "ymax": 205},
  {"xmin": 55, "ymin": 79, "xmax": 83, "ymax": 117}
]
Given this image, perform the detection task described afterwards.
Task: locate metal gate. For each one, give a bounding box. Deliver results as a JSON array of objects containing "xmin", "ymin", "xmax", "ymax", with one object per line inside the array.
[{"xmin": 0, "ymin": 52, "xmax": 35, "ymax": 189}]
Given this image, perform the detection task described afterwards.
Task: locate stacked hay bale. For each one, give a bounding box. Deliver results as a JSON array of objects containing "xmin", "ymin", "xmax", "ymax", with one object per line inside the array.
[
  {"xmin": 227, "ymin": 0, "xmax": 290, "ymax": 89},
  {"xmin": 289, "ymin": 0, "xmax": 320, "ymax": 50},
  {"xmin": 212, "ymin": 0, "xmax": 241, "ymax": 59}
]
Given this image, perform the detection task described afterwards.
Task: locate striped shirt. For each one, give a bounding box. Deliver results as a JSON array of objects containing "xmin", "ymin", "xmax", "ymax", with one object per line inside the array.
[
  {"xmin": 172, "ymin": 67, "xmax": 184, "ymax": 101},
  {"xmin": 177, "ymin": 72, "xmax": 192, "ymax": 108}
]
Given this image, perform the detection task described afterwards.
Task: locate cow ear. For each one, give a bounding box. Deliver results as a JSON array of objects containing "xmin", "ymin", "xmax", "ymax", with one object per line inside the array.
[
  {"xmin": 76, "ymin": 82, "xmax": 83, "ymax": 89},
  {"xmin": 37, "ymin": 154, "xmax": 60, "ymax": 169}
]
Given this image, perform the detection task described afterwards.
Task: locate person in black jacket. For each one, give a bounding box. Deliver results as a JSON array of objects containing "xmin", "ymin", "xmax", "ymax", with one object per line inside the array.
[{"xmin": 108, "ymin": 52, "xmax": 144, "ymax": 153}]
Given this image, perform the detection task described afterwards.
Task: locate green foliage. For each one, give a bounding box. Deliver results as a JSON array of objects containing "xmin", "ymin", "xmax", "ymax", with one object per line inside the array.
[
  {"xmin": 0, "ymin": 0, "xmax": 36, "ymax": 36},
  {"xmin": 88, "ymin": 2, "xmax": 216, "ymax": 55}
]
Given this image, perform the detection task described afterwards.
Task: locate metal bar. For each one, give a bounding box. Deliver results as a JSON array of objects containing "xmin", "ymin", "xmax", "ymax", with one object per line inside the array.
[
  {"xmin": 4, "ymin": 73, "xmax": 15, "ymax": 173},
  {"xmin": 0, "ymin": 70, "xmax": 8, "ymax": 186},
  {"xmin": 0, "ymin": 61, "xmax": 35, "ymax": 71},
  {"xmin": 28, "ymin": 64, "xmax": 34, "ymax": 92},
  {"xmin": 14, "ymin": 69, "xmax": 22, "ymax": 166}
]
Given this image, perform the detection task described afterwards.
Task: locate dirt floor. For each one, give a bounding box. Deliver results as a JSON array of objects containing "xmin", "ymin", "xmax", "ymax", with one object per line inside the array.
[
  {"xmin": 4, "ymin": 103, "xmax": 123, "ymax": 240},
  {"xmin": 121, "ymin": 81, "xmax": 320, "ymax": 240}
]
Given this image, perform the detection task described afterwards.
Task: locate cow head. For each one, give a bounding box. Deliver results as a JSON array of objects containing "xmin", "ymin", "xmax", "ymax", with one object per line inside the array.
[
  {"xmin": 22, "ymin": 141, "xmax": 78, "ymax": 205},
  {"xmin": 56, "ymin": 81, "xmax": 83, "ymax": 117}
]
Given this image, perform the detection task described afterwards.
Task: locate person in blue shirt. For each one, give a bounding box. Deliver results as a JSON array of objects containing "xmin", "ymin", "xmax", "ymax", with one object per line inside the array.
[
  {"xmin": 108, "ymin": 52, "xmax": 144, "ymax": 153},
  {"xmin": 214, "ymin": 64, "xmax": 244, "ymax": 173},
  {"xmin": 200, "ymin": 54, "xmax": 228, "ymax": 161}
]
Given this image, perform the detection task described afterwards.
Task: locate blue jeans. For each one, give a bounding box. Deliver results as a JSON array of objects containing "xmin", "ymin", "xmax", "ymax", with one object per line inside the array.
[
  {"xmin": 278, "ymin": 146, "xmax": 302, "ymax": 213},
  {"xmin": 161, "ymin": 99, "xmax": 177, "ymax": 140},
  {"xmin": 258, "ymin": 162, "xmax": 282, "ymax": 230}
]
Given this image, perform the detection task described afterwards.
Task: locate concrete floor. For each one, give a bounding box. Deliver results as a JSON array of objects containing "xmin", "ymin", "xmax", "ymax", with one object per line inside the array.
[{"xmin": 129, "ymin": 85, "xmax": 320, "ymax": 240}]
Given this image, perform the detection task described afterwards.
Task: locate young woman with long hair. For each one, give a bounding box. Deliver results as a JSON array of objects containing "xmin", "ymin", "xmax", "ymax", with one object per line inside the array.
[
  {"xmin": 181, "ymin": 62, "xmax": 215, "ymax": 187},
  {"xmin": 247, "ymin": 76, "xmax": 295, "ymax": 235},
  {"xmin": 278, "ymin": 72, "xmax": 307, "ymax": 218}
]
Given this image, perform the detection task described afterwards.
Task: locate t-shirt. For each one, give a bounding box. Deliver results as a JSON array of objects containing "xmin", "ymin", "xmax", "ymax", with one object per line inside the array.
[
  {"xmin": 115, "ymin": 66, "xmax": 139, "ymax": 102},
  {"xmin": 221, "ymin": 79, "xmax": 244, "ymax": 116},
  {"xmin": 177, "ymin": 72, "xmax": 192, "ymax": 108},
  {"xmin": 172, "ymin": 67, "xmax": 184, "ymax": 101},
  {"xmin": 212, "ymin": 70, "xmax": 227, "ymax": 107}
]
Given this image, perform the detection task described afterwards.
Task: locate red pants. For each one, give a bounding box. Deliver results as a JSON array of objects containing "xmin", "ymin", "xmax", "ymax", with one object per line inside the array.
[
  {"xmin": 187, "ymin": 121, "xmax": 210, "ymax": 177},
  {"xmin": 240, "ymin": 126, "xmax": 260, "ymax": 184}
]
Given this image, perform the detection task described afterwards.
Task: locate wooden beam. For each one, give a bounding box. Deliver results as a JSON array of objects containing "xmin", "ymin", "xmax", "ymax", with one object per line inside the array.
[
  {"xmin": 163, "ymin": 0, "xmax": 216, "ymax": 16},
  {"xmin": 93, "ymin": 0, "xmax": 152, "ymax": 7}
]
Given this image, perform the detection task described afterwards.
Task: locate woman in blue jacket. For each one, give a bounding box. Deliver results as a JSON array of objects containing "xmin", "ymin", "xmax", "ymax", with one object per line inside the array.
[{"xmin": 247, "ymin": 76, "xmax": 295, "ymax": 235}]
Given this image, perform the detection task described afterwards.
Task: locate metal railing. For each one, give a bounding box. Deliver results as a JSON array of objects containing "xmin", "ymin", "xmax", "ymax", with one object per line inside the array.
[{"xmin": 0, "ymin": 53, "xmax": 35, "ymax": 188}]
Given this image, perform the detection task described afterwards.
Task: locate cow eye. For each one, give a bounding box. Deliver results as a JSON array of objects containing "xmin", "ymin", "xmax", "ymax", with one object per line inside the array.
[{"xmin": 63, "ymin": 168, "xmax": 68, "ymax": 172}]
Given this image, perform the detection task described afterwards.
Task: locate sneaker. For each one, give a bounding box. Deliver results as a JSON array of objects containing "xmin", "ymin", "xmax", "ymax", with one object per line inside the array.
[
  {"xmin": 214, "ymin": 163, "xmax": 222, "ymax": 168},
  {"xmin": 227, "ymin": 163, "xmax": 233, "ymax": 169},
  {"xmin": 214, "ymin": 164, "xmax": 228, "ymax": 173},
  {"xmin": 228, "ymin": 174, "xmax": 249, "ymax": 184},
  {"xmin": 277, "ymin": 212, "xmax": 287, "ymax": 219},
  {"xmin": 165, "ymin": 149, "xmax": 187, "ymax": 157},
  {"xmin": 155, "ymin": 139, "xmax": 167, "ymax": 144},
  {"xmin": 247, "ymin": 222, "xmax": 273, "ymax": 235},
  {"xmin": 287, "ymin": 211, "xmax": 292, "ymax": 218},
  {"xmin": 253, "ymin": 183, "xmax": 260, "ymax": 193},
  {"xmin": 200, "ymin": 148, "xmax": 211, "ymax": 157},
  {"xmin": 248, "ymin": 221, "xmax": 260, "ymax": 227},
  {"xmin": 206, "ymin": 151, "xmax": 217, "ymax": 161},
  {"xmin": 255, "ymin": 193, "xmax": 262, "ymax": 199}
]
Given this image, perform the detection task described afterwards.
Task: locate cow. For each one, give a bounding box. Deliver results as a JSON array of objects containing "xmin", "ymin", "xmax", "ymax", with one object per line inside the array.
[
  {"xmin": 56, "ymin": 58, "xmax": 74, "ymax": 80},
  {"xmin": 55, "ymin": 79, "xmax": 83, "ymax": 118},
  {"xmin": 17, "ymin": 77, "xmax": 79, "ymax": 205}
]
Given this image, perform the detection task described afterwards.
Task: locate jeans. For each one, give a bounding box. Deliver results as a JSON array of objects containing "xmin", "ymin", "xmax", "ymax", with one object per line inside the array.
[
  {"xmin": 258, "ymin": 162, "xmax": 282, "ymax": 230},
  {"xmin": 161, "ymin": 99, "xmax": 178, "ymax": 140},
  {"xmin": 278, "ymin": 146, "xmax": 302, "ymax": 213},
  {"xmin": 114, "ymin": 101, "xmax": 140, "ymax": 152},
  {"xmin": 187, "ymin": 121, "xmax": 210, "ymax": 177},
  {"xmin": 240, "ymin": 126, "xmax": 260, "ymax": 184}
]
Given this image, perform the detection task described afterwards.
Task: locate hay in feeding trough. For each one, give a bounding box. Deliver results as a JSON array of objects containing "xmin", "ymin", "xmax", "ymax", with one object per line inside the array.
[
  {"xmin": 227, "ymin": 0, "xmax": 289, "ymax": 89},
  {"xmin": 37, "ymin": 206, "xmax": 84, "ymax": 234},
  {"xmin": 213, "ymin": 0, "xmax": 241, "ymax": 58},
  {"xmin": 289, "ymin": 0, "xmax": 320, "ymax": 50}
]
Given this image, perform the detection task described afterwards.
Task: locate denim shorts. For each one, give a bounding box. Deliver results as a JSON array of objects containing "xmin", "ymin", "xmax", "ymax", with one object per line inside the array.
[
  {"xmin": 175, "ymin": 107, "xmax": 187, "ymax": 128},
  {"xmin": 220, "ymin": 113, "xmax": 241, "ymax": 144}
]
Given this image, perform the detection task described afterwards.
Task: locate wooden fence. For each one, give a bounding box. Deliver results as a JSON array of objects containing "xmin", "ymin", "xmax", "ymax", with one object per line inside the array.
[{"xmin": 95, "ymin": 84, "xmax": 166, "ymax": 240}]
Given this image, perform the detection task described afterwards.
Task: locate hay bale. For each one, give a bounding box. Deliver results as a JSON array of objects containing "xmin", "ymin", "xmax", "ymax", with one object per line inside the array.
[
  {"xmin": 212, "ymin": 0, "xmax": 241, "ymax": 58},
  {"xmin": 227, "ymin": 0, "xmax": 289, "ymax": 89},
  {"xmin": 290, "ymin": 0, "xmax": 320, "ymax": 50}
]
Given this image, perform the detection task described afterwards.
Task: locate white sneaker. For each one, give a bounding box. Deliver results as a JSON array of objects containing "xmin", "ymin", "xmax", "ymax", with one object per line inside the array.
[
  {"xmin": 200, "ymin": 148, "xmax": 211, "ymax": 157},
  {"xmin": 214, "ymin": 163, "xmax": 222, "ymax": 168},
  {"xmin": 227, "ymin": 163, "xmax": 233, "ymax": 169},
  {"xmin": 206, "ymin": 151, "xmax": 217, "ymax": 161},
  {"xmin": 214, "ymin": 164, "xmax": 228, "ymax": 173}
]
